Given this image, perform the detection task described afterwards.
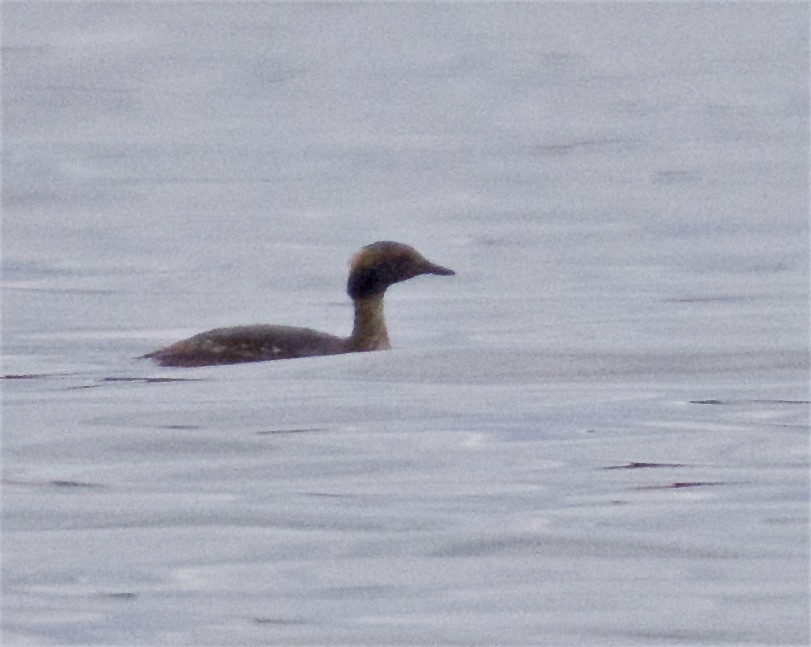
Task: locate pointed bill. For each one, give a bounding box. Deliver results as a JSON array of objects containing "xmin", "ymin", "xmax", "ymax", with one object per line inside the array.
[{"xmin": 423, "ymin": 260, "xmax": 455, "ymax": 276}]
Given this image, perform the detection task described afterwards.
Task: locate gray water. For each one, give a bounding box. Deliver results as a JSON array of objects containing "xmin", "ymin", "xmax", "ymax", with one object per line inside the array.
[{"xmin": 2, "ymin": 3, "xmax": 809, "ymax": 645}]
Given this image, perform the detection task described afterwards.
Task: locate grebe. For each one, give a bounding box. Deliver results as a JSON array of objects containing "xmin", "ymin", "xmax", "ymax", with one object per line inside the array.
[{"xmin": 141, "ymin": 241, "xmax": 455, "ymax": 367}]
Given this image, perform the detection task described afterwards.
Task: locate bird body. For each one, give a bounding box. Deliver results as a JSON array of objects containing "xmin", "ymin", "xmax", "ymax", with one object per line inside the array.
[{"xmin": 142, "ymin": 241, "xmax": 454, "ymax": 367}]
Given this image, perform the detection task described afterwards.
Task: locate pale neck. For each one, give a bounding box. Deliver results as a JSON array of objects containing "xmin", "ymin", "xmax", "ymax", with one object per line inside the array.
[{"xmin": 348, "ymin": 293, "xmax": 390, "ymax": 352}]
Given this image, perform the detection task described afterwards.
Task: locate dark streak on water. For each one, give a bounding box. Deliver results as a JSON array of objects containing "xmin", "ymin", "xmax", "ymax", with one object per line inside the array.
[
  {"xmin": 604, "ymin": 462, "xmax": 686, "ymax": 470},
  {"xmin": 690, "ymin": 399, "xmax": 810, "ymax": 405},
  {"xmin": 101, "ymin": 376, "xmax": 204, "ymax": 384},
  {"xmin": 98, "ymin": 592, "xmax": 138, "ymax": 601},
  {"xmin": 256, "ymin": 428, "xmax": 326, "ymax": 435},
  {"xmin": 634, "ymin": 482, "xmax": 728, "ymax": 490},
  {"xmin": 3, "ymin": 478, "xmax": 105, "ymax": 489},
  {"xmin": 2, "ymin": 373, "xmax": 70, "ymax": 380},
  {"xmin": 2, "ymin": 374, "xmax": 202, "ymax": 384}
]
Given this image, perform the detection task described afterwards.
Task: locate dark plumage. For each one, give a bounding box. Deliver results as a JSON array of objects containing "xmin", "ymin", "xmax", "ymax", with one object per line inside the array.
[{"xmin": 141, "ymin": 241, "xmax": 454, "ymax": 367}]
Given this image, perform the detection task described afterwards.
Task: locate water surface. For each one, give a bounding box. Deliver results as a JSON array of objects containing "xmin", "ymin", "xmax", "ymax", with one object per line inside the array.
[{"xmin": 2, "ymin": 3, "xmax": 808, "ymax": 645}]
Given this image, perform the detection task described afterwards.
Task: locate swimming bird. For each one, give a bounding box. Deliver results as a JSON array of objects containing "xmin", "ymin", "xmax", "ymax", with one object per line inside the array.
[{"xmin": 141, "ymin": 241, "xmax": 455, "ymax": 367}]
